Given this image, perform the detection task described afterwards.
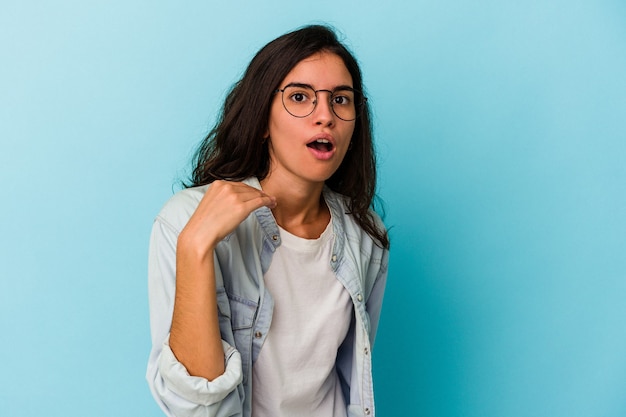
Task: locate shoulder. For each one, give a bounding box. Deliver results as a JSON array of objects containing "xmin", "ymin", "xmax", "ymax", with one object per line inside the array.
[
  {"xmin": 154, "ymin": 185, "xmax": 209, "ymax": 234},
  {"xmin": 324, "ymin": 187, "xmax": 388, "ymax": 252},
  {"xmin": 154, "ymin": 177, "xmax": 262, "ymax": 235},
  {"xmin": 325, "ymin": 187, "xmax": 387, "ymax": 230}
]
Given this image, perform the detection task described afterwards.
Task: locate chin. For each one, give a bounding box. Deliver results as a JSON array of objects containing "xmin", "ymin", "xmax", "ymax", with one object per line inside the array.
[
  {"xmin": 299, "ymin": 170, "xmax": 336, "ymax": 184},
  {"xmin": 308, "ymin": 175, "xmax": 333, "ymax": 184}
]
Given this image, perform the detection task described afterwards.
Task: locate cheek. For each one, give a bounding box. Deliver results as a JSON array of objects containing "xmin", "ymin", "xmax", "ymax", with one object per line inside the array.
[
  {"xmin": 267, "ymin": 103, "xmax": 291, "ymax": 136},
  {"xmin": 343, "ymin": 123, "xmax": 356, "ymax": 144},
  {"xmin": 269, "ymin": 114, "xmax": 302, "ymax": 142}
]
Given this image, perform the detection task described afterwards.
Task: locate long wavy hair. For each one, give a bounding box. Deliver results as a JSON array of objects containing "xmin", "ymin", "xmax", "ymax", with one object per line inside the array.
[{"xmin": 188, "ymin": 25, "xmax": 389, "ymax": 249}]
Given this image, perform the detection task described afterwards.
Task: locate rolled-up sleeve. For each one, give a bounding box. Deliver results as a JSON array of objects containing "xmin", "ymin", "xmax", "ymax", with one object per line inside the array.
[{"xmin": 147, "ymin": 215, "xmax": 244, "ymax": 417}]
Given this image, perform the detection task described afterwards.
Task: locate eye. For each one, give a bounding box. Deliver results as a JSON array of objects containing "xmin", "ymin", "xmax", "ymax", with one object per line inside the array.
[
  {"xmin": 332, "ymin": 91, "xmax": 354, "ymax": 106},
  {"xmin": 333, "ymin": 96, "xmax": 349, "ymax": 105},
  {"xmin": 288, "ymin": 89, "xmax": 313, "ymax": 104}
]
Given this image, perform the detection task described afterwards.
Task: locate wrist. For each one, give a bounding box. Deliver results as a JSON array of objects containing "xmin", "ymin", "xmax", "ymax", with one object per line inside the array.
[{"xmin": 177, "ymin": 229, "xmax": 219, "ymax": 262}]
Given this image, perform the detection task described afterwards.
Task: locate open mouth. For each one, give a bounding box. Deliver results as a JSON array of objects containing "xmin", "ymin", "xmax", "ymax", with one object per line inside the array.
[{"xmin": 306, "ymin": 138, "xmax": 334, "ymax": 152}]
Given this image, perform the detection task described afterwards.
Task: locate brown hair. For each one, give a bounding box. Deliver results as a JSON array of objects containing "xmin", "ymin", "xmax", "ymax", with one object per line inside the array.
[{"xmin": 188, "ymin": 24, "xmax": 389, "ymax": 249}]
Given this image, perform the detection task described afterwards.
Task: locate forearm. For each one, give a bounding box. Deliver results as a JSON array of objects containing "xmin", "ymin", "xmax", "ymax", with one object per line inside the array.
[{"xmin": 170, "ymin": 235, "xmax": 225, "ymax": 381}]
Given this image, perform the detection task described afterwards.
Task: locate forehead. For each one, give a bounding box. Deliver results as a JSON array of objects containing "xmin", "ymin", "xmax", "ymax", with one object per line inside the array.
[{"xmin": 281, "ymin": 52, "xmax": 353, "ymax": 88}]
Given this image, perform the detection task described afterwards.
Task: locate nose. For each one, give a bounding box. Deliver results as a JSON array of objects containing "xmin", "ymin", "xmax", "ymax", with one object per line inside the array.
[{"xmin": 313, "ymin": 90, "xmax": 335, "ymax": 127}]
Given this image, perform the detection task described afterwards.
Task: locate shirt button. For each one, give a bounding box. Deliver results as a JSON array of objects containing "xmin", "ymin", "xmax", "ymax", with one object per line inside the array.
[
  {"xmin": 356, "ymin": 293, "xmax": 363, "ymax": 302},
  {"xmin": 254, "ymin": 331, "xmax": 263, "ymax": 338},
  {"xmin": 331, "ymin": 254, "xmax": 337, "ymax": 262},
  {"xmin": 272, "ymin": 235, "xmax": 278, "ymax": 241},
  {"xmin": 364, "ymin": 347, "xmax": 369, "ymax": 355},
  {"xmin": 364, "ymin": 408, "xmax": 371, "ymax": 415}
]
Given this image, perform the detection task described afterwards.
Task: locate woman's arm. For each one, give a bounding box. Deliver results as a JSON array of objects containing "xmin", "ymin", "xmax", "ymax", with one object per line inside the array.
[
  {"xmin": 170, "ymin": 180, "xmax": 276, "ymax": 380},
  {"xmin": 147, "ymin": 181, "xmax": 275, "ymax": 416}
]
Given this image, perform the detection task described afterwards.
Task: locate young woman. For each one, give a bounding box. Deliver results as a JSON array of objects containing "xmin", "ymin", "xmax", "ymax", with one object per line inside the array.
[{"xmin": 147, "ymin": 25, "xmax": 389, "ymax": 417}]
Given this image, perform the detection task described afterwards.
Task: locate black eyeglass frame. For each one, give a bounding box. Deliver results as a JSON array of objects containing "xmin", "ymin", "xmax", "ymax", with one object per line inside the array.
[{"xmin": 274, "ymin": 84, "xmax": 367, "ymax": 122}]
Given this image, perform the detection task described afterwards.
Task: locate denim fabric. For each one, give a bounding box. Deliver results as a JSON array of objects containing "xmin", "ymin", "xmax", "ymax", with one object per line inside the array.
[{"xmin": 147, "ymin": 178, "xmax": 388, "ymax": 417}]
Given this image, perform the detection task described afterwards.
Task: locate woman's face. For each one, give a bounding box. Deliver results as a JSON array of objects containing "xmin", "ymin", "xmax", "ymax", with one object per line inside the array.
[{"xmin": 266, "ymin": 51, "xmax": 356, "ymax": 187}]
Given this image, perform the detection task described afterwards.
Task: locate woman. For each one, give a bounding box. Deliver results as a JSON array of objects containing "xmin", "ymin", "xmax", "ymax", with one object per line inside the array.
[{"xmin": 147, "ymin": 25, "xmax": 389, "ymax": 417}]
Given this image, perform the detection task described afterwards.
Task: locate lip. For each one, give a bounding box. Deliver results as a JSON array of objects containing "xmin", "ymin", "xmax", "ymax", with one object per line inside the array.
[{"xmin": 306, "ymin": 133, "xmax": 337, "ymax": 161}]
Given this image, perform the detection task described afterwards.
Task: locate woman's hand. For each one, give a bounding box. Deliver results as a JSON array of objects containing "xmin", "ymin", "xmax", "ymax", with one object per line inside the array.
[{"xmin": 178, "ymin": 180, "xmax": 277, "ymax": 257}]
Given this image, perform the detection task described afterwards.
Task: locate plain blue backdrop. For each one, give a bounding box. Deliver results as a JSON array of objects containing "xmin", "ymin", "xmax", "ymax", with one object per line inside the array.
[{"xmin": 1, "ymin": 1, "xmax": 625, "ymax": 416}]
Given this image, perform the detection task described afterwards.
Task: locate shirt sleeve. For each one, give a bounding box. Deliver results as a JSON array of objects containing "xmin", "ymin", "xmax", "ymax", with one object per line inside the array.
[{"xmin": 146, "ymin": 216, "xmax": 244, "ymax": 417}]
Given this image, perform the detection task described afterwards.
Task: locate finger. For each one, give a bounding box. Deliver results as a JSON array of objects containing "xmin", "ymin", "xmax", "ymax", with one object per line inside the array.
[
  {"xmin": 223, "ymin": 184, "xmax": 276, "ymax": 205},
  {"xmin": 240, "ymin": 194, "xmax": 277, "ymax": 213},
  {"xmin": 228, "ymin": 183, "xmax": 273, "ymax": 197},
  {"xmin": 198, "ymin": 181, "xmax": 276, "ymax": 220}
]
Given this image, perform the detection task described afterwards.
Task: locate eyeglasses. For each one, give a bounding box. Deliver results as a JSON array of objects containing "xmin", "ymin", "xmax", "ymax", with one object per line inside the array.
[{"xmin": 275, "ymin": 83, "xmax": 366, "ymax": 121}]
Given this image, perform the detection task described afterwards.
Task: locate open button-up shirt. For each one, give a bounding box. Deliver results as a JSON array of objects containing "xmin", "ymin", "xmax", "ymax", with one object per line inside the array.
[{"xmin": 147, "ymin": 177, "xmax": 389, "ymax": 417}]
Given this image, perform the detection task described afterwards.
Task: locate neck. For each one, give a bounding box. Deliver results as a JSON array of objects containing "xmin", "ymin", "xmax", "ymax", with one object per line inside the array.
[{"xmin": 260, "ymin": 173, "xmax": 330, "ymax": 239}]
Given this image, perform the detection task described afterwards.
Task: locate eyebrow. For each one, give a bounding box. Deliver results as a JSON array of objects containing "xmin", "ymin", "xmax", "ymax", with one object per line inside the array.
[{"xmin": 283, "ymin": 82, "xmax": 355, "ymax": 91}]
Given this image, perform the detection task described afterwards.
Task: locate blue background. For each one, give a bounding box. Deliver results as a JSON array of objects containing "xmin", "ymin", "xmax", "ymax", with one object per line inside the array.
[{"xmin": 1, "ymin": 1, "xmax": 625, "ymax": 416}]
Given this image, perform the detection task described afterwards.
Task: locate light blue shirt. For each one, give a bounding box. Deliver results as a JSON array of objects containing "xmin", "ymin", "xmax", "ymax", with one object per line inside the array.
[{"xmin": 147, "ymin": 177, "xmax": 389, "ymax": 417}]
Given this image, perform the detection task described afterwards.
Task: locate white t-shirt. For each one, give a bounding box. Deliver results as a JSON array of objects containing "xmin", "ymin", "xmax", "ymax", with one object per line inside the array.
[{"xmin": 251, "ymin": 221, "xmax": 353, "ymax": 417}]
